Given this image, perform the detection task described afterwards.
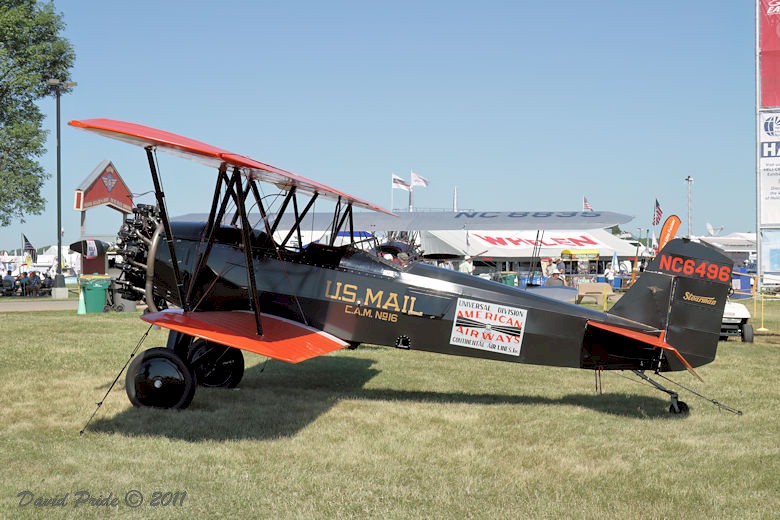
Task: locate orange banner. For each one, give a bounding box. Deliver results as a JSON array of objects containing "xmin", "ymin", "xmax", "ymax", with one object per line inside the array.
[{"xmin": 658, "ymin": 215, "xmax": 681, "ymax": 251}]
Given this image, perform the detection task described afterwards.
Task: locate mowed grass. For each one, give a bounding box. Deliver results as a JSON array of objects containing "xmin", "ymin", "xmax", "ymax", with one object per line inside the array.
[{"xmin": 0, "ymin": 303, "xmax": 778, "ymax": 519}]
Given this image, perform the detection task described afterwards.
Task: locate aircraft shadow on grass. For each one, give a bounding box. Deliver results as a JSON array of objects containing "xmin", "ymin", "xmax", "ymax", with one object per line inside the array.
[{"xmin": 87, "ymin": 354, "xmax": 676, "ymax": 442}]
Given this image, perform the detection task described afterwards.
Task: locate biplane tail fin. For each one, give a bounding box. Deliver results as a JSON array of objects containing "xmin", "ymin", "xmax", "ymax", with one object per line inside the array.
[{"xmin": 607, "ymin": 238, "xmax": 733, "ymax": 370}]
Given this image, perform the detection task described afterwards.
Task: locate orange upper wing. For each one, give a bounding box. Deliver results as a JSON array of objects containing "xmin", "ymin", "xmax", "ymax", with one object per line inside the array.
[{"xmin": 69, "ymin": 118, "xmax": 393, "ymax": 215}]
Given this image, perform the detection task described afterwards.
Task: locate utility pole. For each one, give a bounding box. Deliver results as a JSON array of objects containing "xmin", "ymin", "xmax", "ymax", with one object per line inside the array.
[
  {"xmin": 47, "ymin": 78, "xmax": 77, "ymax": 299},
  {"xmin": 685, "ymin": 175, "xmax": 694, "ymax": 237}
]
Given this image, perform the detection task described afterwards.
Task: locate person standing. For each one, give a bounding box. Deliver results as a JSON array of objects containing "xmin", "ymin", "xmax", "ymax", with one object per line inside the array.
[
  {"xmin": 603, "ymin": 263, "xmax": 615, "ymax": 287},
  {"xmin": 459, "ymin": 256, "xmax": 474, "ymax": 275},
  {"xmin": 28, "ymin": 271, "xmax": 41, "ymax": 296},
  {"xmin": 544, "ymin": 268, "xmax": 566, "ymax": 286}
]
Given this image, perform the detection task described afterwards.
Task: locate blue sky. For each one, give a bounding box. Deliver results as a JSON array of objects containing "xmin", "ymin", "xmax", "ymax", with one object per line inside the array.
[{"xmin": 1, "ymin": 0, "xmax": 757, "ymax": 251}]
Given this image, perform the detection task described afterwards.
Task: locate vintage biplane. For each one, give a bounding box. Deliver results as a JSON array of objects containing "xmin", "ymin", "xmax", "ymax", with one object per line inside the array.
[{"xmin": 71, "ymin": 118, "xmax": 737, "ymax": 415}]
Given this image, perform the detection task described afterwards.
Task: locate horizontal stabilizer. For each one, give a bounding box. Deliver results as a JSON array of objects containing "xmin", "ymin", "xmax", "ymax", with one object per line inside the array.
[
  {"xmin": 587, "ymin": 321, "xmax": 702, "ymax": 381},
  {"xmin": 141, "ymin": 309, "xmax": 349, "ymax": 363}
]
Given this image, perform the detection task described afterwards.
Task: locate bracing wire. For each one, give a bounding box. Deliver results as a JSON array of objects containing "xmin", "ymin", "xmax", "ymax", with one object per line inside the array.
[
  {"xmin": 80, "ymin": 323, "xmax": 155, "ymax": 436},
  {"xmin": 250, "ymin": 181, "xmax": 311, "ymax": 325},
  {"xmin": 655, "ymin": 373, "xmax": 743, "ymax": 415}
]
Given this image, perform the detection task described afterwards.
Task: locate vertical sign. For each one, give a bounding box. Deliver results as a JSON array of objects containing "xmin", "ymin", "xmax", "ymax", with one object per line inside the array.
[
  {"xmin": 760, "ymin": 0, "xmax": 780, "ymax": 107},
  {"xmin": 759, "ymin": 112, "xmax": 780, "ymax": 225},
  {"xmin": 758, "ymin": 2, "xmax": 780, "ymax": 285}
]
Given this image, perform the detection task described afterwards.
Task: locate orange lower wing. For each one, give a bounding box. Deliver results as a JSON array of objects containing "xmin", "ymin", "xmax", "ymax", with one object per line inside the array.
[{"xmin": 141, "ymin": 309, "xmax": 349, "ymax": 363}]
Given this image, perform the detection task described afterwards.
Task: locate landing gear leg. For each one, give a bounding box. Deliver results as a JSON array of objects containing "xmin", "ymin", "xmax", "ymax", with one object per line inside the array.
[
  {"xmin": 632, "ymin": 370, "xmax": 689, "ymax": 415},
  {"xmin": 187, "ymin": 339, "xmax": 244, "ymax": 388}
]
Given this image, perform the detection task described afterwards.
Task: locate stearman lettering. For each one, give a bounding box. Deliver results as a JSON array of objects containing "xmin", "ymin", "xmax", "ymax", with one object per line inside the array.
[{"xmin": 683, "ymin": 292, "xmax": 717, "ymax": 305}]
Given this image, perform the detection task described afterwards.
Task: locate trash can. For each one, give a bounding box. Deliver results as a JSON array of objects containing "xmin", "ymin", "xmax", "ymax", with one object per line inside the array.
[{"xmin": 80, "ymin": 275, "xmax": 111, "ymax": 313}]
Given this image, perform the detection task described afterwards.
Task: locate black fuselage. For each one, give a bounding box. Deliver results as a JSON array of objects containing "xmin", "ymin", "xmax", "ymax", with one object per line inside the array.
[{"xmin": 150, "ymin": 223, "xmax": 671, "ymax": 372}]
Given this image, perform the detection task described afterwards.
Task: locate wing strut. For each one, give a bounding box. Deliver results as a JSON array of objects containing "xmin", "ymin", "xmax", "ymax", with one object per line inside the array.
[
  {"xmin": 325, "ymin": 197, "xmax": 355, "ymax": 246},
  {"xmin": 185, "ymin": 164, "xmax": 229, "ymax": 307},
  {"xmin": 347, "ymin": 204, "xmax": 355, "ymax": 245},
  {"xmin": 185, "ymin": 166, "xmax": 244, "ymax": 309},
  {"xmin": 271, "ymin": 187, "xmax": 296, "ymax": 234},
  {"xmin": 331, "ymin": 202, "xmax": 354, "ymax": 246},
  {"xmin": 181, "ymin": 165, "xmax": 293, "ymax": 335},
  {"xmin": 234, "ymin": 167, "xmax": 264, "ymax": 336},
  {"xmin": 146, "ymin": 147, "xmax": 188, "ymax": 311},
  {"xmin": 248, "ymin": 181, "xmax": 275, "ymax": 238},
  {"xmin": 329, "ymin": 197, "xmax": 343, "ymax": 245},
  {"xmin": 279, "ymin": 192, "xmax": 319, "ymax": 249}
]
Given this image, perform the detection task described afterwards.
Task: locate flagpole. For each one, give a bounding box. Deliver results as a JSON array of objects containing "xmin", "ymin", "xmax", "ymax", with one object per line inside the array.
[
  {"xmin": 685, "ymin": 176, "xmax": 693, "ymax": 237},
  {"xmin": 409, "ymin": 170, "xmax": 413, "ymax": 212},
  {"xmin": 390, "ymin": 177, "xmax": 394, "ymax": 212}
]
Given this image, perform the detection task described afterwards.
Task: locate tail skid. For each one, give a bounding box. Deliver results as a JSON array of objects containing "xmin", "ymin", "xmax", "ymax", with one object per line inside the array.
[
  {"xmin": 632, "ymin": 370, "xmax": 688, "ymax": 415},
  {"xmin": 631, "ymin": 370, "xmax": 743, "ymax": 416}
]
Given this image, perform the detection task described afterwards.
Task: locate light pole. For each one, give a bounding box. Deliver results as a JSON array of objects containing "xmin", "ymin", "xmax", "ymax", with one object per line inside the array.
[
  {"xmin": 47, "ymin": 78, "xmax": 77, "ymax": 297},
  {"xmin": 684, "ymin": 175, "xmax": 694, "ymax": 238}
]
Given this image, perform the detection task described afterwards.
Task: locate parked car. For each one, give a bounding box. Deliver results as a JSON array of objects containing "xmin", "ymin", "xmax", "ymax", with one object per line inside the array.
[{"xmin": 721, "ymin": 300, "xmax": 753, "ymax": 342}]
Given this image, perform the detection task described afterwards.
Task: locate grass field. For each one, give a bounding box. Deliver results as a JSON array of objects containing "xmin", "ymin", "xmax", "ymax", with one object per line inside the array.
[{"xmin": 1, "ymin": 302, "xmax": 779, "ymax": 519}]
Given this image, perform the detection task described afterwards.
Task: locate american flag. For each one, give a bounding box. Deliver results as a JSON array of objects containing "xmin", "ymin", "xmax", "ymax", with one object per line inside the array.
[
  {"xmin": 583, "ymin": 197, "xmax": 593, "ymax": 211},
  {"xmin": 652, "ymin": 199, "xmax": 663, "ymax": 226},
  {"xmin": 23, "ymin": 234, "xmax": 37, "ymax": 262}
]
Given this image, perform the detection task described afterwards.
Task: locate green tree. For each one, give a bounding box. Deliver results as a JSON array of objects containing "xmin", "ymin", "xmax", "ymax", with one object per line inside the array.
[{"xmin": 0, "ymin": 0, "xmax": 74, "ymax": 227}]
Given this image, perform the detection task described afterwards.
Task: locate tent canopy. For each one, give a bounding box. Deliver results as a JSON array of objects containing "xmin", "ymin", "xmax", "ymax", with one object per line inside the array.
[{"xmin": 419, "ymin": 228, "xmax": 638, "ymax": 259}]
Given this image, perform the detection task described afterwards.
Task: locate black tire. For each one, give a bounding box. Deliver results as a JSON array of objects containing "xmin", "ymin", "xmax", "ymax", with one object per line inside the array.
[
  {"xmin": 187, "ymin": 340, "xmax": 244, "ymax": 388},
  {"xmin": 741, "ymin": 323, "xmax": 754, "ymax": 343},
  {"xmin": 126, "ymin": 347, "xmax": 197, "ymax": 409},
  {"xmin": 669, "ymin": 401, "xmax": 690, "ymax": 415},
  {"xmin": 113, "ymin": 304, "xmax": 125, "ymax": 313}
]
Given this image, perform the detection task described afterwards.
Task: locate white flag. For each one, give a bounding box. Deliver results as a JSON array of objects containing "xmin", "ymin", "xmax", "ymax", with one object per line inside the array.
[
  {"xmin": 391, "ymin": 174, "xmax": 410, "ymax": 191},
  {"xmin": 410, "ymin": 171, "xmax": 429, "ymax": 188}
]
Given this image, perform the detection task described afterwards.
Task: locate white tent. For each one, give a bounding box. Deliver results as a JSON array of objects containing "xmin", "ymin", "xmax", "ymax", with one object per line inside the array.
[{"xmin": 419, "ymin": 228, "xmax": 638, "ymax": 259}]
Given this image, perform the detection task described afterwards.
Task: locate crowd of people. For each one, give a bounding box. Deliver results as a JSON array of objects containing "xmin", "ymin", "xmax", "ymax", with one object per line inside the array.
[
  {"xmin": 1, "ymin": 270, "xmax": 53, "ymax": 297},
  {"xmin": 375, "ymin": 249, "xmax": 630, "ymax": 288},
  {"xmin": 543, "ymin": 258, "xmax": 626, "ymax": 288}
]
